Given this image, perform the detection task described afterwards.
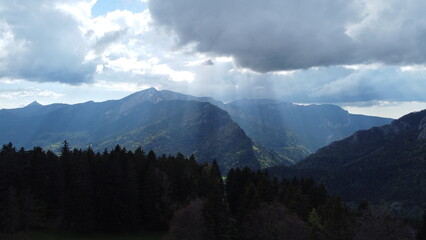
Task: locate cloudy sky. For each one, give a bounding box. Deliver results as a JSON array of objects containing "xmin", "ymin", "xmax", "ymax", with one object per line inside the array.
[{"xmin": 1, "ymin": 0, "xmax": 426, "ymax": 118}]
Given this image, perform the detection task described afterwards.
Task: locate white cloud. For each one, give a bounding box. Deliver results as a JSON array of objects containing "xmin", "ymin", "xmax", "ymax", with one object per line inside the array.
[
  {"xmin": 152, "ymin": 64, "xmax": 195, "ymax": 82},
  {"xmin": 399, "ymin": 65, "xmax": 426, "ymax": 72},
  {"xmin": 106, "ymin": 57, "xmax": 153, "ymax": 72},
  {"xmin": 0, "ymin": 88, "xmax": 63, "ymax": 100},
  {"xmin": 93, "ymin": 80, "xmax": 150, "ymax": 92},
  {"xmin": 55, "ymin": 0, "xmax": 96, "ymax": 23},
  {"xmin": 343, "ymin": 101, "xmax": 426, "ymax": 119},
  {"xmin": 0, "ymin": 77, "xmax": 24, "ymax": 84},
  {"xmin": 342, "ymin": 63, "xmax": 383, "ymax": 70},
  {"xmin": 0, "ymin": 0, "xmax": 97, "ymax": 84}
]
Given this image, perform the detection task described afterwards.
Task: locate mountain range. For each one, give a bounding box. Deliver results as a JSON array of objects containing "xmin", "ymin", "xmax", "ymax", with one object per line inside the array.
[
  {"xmin": 0, "ymin": 88, "xmax": 391, "ymax": 172},
  {"xmin": 224, "ymin": 99, "xmax": 392, "ymax": 162},
  {"xmin": 116, "ymin": 88, "xmax": 392, "ymax": 163}
]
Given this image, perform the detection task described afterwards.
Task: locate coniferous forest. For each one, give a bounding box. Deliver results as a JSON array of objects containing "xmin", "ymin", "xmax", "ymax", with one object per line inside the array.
[{"xmin": 0, "ymin": 142, "xmax": 424, "ymax": 239}]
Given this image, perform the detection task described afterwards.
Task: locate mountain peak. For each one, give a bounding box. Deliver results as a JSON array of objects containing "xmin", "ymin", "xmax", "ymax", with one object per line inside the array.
[
  {"xmin": 123, "ymin": 87, "xmax": 165, "ymax": 104},
  {"xmin": 125, "ymin": 87, "xmax": 160, "ymax": 99},
  {"xmin": 141, "ymin": 87, "xmax": 158, "ymax": 93},
  {"xmin": 25, "ymin": 101, "xmax": 42, "ymax": 108},
  {"xmin": 120, "ymin": 88, "xmax": 222, "ymax": 113}
]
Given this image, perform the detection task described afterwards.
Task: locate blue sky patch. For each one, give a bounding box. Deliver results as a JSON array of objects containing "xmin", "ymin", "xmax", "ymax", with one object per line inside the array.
[{"xmin": 92, "ymin": 0, "xmax": 146, "ymax": 16}]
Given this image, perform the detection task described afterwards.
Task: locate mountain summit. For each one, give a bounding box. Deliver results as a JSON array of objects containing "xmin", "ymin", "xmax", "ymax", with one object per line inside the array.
[
  {"xmin": 118, "ymin": 88, "xmax": 221, "ymax": 114},
  {"xmin": 25, "ymin": 101, "xmax": 43, "ymax": 108},
  {"xmin": 122, "ymin": 87, "xmax": 219, "ymax": 105}
]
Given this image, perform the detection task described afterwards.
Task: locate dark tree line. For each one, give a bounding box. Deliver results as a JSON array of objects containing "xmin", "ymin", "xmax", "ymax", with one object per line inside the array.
[
  {"xmin": 0, "ymin": 142, "xmax": 421, "ymax": 239},
  {"xmin": 169, "ymin": 167, "xmax": 419, "ymax": 240},
  {"xmin": 0, "ymin": 142, "xmax": 223, "ymax": 233}
]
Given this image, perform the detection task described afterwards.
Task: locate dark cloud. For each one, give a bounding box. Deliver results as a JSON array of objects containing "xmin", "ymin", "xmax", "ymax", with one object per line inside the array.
[
  {"xmin": 0, "ymin": 0, "xmax": 97, "ymax": 84},
  {"xmin": 204, "ymin": 59, "xmax": 214, "ymax": 65},
  {"xmin": 149, "ymin": 0, "xmax": 426, "ymax": 72},
  {"xmin": 94, "ymin": 29, "xmax": 128, "ymax": 54}
]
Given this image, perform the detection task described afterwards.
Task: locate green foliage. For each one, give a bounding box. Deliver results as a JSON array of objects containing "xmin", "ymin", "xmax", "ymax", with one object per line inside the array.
[
  {"xmin": 270, "ymin": 109, "xmax": 426, "ymax": 218},
  {"xmin": 0, "ymin": 143, "xmax": 224, "ymax": 234},
  {"xmin": 224, "ymin": 167, "xmax": 355, "ymax": 240},
  {"xmin": 417, "ymin": 212, "xmax": 426, "ymax": 240},
  {"xmin": 241, "ymin": 202, "xmax": 308, "ymax": 240},
  {"xmin": 308, "ymin": 208, "xmax": 326, "ymax": 240},
  {"xmin": 0, "ymin": 232, "xmax": 165, "ymax": 240},
  {"xmin": 0, "ymin": 142, "xmax": 416, "ymax": 239},
  {"xmin": 166, "ymin": 199, "xmax": 207, "ymax": 240},
  {"xmin": 354, "ymin": 208, "xmax": 416, "ymax": 240},
  {"xmin": 252, "ymin": 142, "xmax": 295, "ymax": 168}
]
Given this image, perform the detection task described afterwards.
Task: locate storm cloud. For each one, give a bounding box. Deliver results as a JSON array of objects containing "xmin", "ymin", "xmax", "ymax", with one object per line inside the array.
[
  {"xmin": 149, "ymin": 0, "xmax": 426, "ymax": 72},
  {"xmin": 1, "ymin": 0, "xmax": 426, "ymax": 118},
  {"xmin": 0, "ymin": 0, "xmax": 97, "ymax": 84}
]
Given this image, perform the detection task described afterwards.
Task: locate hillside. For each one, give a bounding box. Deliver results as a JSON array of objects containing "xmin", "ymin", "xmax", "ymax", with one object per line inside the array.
[
  {"xmin": 224, "ymin": 99, "xmax": 392, "ymax": 162},
  {"xmin": 270, "ymin": 109, "xmax": 426, "ymax": 212}
]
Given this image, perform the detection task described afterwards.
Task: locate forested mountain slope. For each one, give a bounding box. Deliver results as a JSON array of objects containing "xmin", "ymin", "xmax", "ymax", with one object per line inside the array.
[
  {"xmin": 270, "ymin": 109, "xmax": 426, "ymax": 212},
  {"xmin": 119, "ymin": 88, "xmax": 392, "ymax": 163},
  {"xmin": 223, "ymin": 99, "xmax": 392, "ymax": 162}
]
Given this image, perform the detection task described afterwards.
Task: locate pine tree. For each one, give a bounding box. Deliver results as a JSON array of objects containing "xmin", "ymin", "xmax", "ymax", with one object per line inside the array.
[
  {"xmin": 417, "ymin": 212, "xmax": 426, "ymax": 240},
  {"xmin": 308, "ymin": 208, "xmax": 326, "ymax": 240},
  {"xmin": 203, "ymin": 161, "xmax": 229, "ymax": 240},
  {"xmin": 242, "ymin": 202, "xmax": 308, "ymax": 240},
  {"xmin": 141, "ymin": 166, "xmax": 171, "ymax": 231},
  {"xmin": 0, "ymin": 143, "xmax": 23, "ymax": 232},
  {"xmin": 167, "ymin": 199, "xmax": 207, "ymax": 240}
]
